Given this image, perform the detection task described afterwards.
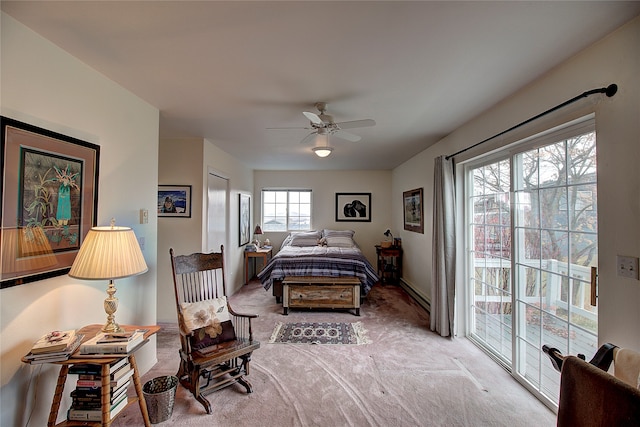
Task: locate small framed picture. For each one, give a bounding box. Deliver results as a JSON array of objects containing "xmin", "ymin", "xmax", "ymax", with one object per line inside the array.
[
  {"xmin": 403, "ymin": 188, "xmax": 423, "ymax": 233},
  {"xmin": 239, "ymin": 193, "xmax": 250, "ymax": 246},
  {"xmin": 335, "ymin": 193, "xmax": 371, "ymax": 222},
  {"xmin": 158, "ymin": 185, "xmax": 191, "ymax": 217}
]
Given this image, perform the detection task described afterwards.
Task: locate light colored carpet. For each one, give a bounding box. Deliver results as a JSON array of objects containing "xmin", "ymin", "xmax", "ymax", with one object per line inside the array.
[{"xmin": 113, "ymin": 282, "xmax": 556, "ymax": 426}]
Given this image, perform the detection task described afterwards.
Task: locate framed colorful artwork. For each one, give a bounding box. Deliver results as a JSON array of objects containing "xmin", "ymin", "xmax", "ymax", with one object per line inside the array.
[
  {"xmin": 1, "ymin": 116, "xmax": 100, "ymax": 288},
  {"xmin": 158, "ymin": 185, "xmax": 192, "ymax": 218}
]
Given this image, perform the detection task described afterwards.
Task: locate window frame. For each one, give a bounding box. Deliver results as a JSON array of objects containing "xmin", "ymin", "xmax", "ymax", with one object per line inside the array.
[{"xmin": 261, "ymin": 189, "xmax": 312, "ymax": 232}]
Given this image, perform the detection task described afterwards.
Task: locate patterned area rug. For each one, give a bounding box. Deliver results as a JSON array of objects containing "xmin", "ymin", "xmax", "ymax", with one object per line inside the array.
[{"xmin": 269, "ymin": 322, "xmax": 370, "ymax": 345}]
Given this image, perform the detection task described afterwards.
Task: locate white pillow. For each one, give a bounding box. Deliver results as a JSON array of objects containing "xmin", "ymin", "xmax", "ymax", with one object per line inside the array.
[
  {"xmin": 289, "ymin": 231, "xmax": 321, "ymax": 247},
  {"xmin": 180, "ymin": 296, "xmax": 230, "ymax": 334},
  {"xmin": 323, "ymin": 229, "xmax": 355, "ymax": 238},
  {"xmin": 325, "ymin": 236, "xmax": 356, "ymax": 248}
]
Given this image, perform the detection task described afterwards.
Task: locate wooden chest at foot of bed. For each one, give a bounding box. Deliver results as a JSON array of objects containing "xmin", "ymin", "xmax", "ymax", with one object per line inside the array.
[{"xmin": 282, "ymin": 276, "xmax": 361, "ymax": 316}]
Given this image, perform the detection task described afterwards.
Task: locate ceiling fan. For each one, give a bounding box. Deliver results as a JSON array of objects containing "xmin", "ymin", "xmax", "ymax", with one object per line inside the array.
[{"xmin": 269, "ymin": 102, "xmax": 376, "ymax": 145}]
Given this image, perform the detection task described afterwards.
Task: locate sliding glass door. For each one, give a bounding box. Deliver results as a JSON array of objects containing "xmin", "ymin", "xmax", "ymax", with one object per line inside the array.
[{"xmin": 465, "ymin": 118, "xmax": 599, "ymax": 406}]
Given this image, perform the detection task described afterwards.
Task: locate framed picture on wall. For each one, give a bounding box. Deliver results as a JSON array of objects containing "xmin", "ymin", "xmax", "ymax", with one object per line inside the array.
[
  {"xmin": 239, "ymin": 193, "xmax": 250, "ymax": 246},
  {"xmin": 158, "ymin": 185, "xmax": 191, "ymax": 217},
  {"xmin": 1, "ymin": 116, "xmax": 100, "ymax": 289},
  {"xmin": 335, "ymin": 193, "xmax": 371, "ymax": 222},
  {"xmin": 403, "ymin": 188, "xmax": 423, "ymax": 233}
]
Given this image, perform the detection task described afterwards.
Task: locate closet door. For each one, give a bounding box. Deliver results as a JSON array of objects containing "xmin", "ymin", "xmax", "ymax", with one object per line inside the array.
[{"xmin": 207, "ymin": 171, "xmax": 228, "ymax": 252}]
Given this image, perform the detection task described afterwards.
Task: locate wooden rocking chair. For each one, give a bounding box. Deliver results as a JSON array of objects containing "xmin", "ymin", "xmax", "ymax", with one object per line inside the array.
[{"xmin": 170, "ymin": 246, "xmax": 260, "ymax": 414}]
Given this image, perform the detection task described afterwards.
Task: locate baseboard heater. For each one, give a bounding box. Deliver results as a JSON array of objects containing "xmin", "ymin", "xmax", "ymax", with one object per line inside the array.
[{"xmin": 398, "ymin": 279, "xmax": 431, "ymax": 313}]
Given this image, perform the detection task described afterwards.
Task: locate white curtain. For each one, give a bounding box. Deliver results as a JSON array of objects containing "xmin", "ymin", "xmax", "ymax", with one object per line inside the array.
[{"xmin": 431, "ymin": 155, "xmax": 456, "ymax": 337}]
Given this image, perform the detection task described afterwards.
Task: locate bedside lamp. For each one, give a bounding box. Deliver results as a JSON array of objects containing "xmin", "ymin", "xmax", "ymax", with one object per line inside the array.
[
  {"xmin": 381, "ymin": 229, "xmax": 394, "ymax": 248},
  {"xmin": 384, "ymin": 229, "xmax": 393, "ymax": 242},
  {"xmin": 69, "ymin": 220, "xmax": 148, "ymax": 333},
  {"xmin": 253, "ymin": 224, "xmax": 263, "ymax": 247}
]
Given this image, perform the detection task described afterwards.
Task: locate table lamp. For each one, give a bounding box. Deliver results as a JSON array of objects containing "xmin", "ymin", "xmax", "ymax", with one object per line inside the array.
[
  {"xmin": 69, "ymin": 220, "xmax": 148, "ymax": 333},
  {"xmin": 253, "ymin": 224, "xmax": 263, "ymax": 248}
]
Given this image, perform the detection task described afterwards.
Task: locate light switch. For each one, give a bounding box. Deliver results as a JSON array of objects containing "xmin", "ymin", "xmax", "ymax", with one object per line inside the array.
[
  {"xmin": 616, "ymin": 255, "xmax": 639, "ymax": 280},
  {"xmin": 140, "ymin": 209, "xmax": 148, "ymax": 224}
]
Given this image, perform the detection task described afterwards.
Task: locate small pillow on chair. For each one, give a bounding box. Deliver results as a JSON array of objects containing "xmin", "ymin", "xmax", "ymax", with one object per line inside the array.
[{"xmin": 180, "ymin": 297, "xmax": 236, "ymax": 349}]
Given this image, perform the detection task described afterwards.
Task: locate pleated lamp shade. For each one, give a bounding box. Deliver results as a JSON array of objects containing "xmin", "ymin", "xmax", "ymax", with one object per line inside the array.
[{"xmin": 69, "ymin": 226, "xmax": 148, "ymax": 280}]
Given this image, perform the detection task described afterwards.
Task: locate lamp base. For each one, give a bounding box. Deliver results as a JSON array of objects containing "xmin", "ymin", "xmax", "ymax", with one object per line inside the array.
[
  {"xmin": 102, "ymin": 279, "xmax": 124, "ymax": 333},
  {"xmin": 102, "ymin": 321, "xmax": 124, "ymax": 333}
]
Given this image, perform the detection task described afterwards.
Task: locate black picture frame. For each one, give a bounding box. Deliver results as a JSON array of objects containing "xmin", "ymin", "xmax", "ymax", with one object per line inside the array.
[
  {"xmin": 158, "ymin": 185, "xmax": 192, "ymax": 218},
  {"xmin": 335, "ymin": 193, "xmax": 371, "ymax": 222},
  {"xmin": 403, "ymin": 188, "xmax": 424, "ymax": 233},
  {"xmin": 239, "ymin": 193, "xmax": 250, "ymax": 246},
  {"xmin": 1, "ymin": 116, "xmax": 100, "ymax": 288}
]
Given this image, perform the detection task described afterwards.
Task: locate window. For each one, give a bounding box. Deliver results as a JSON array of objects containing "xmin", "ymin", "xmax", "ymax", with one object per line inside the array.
[{"xmin": 261, "ymin": 190, "xmax": 311, "ymax": 231}]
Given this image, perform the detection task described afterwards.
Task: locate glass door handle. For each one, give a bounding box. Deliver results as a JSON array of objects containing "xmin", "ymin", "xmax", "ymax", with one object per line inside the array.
[{"xmin": 590, "ymin": 266, "xmax": 598, "ymax": 306}]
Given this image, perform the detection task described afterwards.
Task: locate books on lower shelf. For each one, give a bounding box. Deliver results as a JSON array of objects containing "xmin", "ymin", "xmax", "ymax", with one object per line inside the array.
[
  {"xmin": 67, "ymin": 391, "xmax": 128, "ymax": 422},
  {"xmin": 80, "ymin": 330, "xmax": 144, "ymax": 355},
  {"xmin": 67, "ymin": 359, "xmax": 133, "ymax": 422},
  {"xmin": 76, "ymin": 367, "xmax": 134, "ymax": 390},
  {"xmin": 69, "ymin": 357, "xmax": 129, "ymax": 376},
  {"xmin": 23, "ymin": 334, "xmax": 84, "ymax": 363}
]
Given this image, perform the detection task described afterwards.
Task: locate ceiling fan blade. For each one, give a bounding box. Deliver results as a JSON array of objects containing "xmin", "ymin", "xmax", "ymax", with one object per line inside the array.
[
  {"xmin": 266, "ymin": 126, "xmax": 312, "ymax": 130},
  {"xmin": 303, "ymin": 111, "xmax": 324, "ymax": 125},
  {"xmin": 334, "ymin": 130, "xmax": 361, "ymax": 142},
  {"xmin": 335, "ymin": 119, "xmax": 376, "ymax": 130},
  {"xmin": 300, "ymin": 132, "xmax": 317, "ymax": 144}
]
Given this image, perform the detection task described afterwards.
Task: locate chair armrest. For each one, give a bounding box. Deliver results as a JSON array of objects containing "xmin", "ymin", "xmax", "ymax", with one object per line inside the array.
[{"xmin": 228, "ymin": 306, "xmax": 258, "ymax": 319}]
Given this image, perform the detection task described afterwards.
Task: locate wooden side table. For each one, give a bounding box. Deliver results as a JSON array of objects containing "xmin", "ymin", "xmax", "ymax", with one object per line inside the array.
[
  {"xmin": 244, "ymin": 247, "xmax": 272, "ymax": 284},
  {"xmin": 375, "ymin": 245, "xmax": 403, "ymax": 284},
  {"xmin": 22, "ymin": 324, "xmax": 160, "ymax": 427}
]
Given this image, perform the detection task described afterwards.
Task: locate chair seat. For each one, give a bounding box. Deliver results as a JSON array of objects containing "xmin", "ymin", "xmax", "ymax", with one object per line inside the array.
[{"xmin": 192, "ymin": 339, "xmax": 261, "ymax": 365}]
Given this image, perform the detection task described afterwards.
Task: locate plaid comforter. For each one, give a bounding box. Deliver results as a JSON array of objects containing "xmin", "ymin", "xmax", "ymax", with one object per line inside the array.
[{"xmin": 258, "ymin": 245, "xmax": 379, "ymax": 296}]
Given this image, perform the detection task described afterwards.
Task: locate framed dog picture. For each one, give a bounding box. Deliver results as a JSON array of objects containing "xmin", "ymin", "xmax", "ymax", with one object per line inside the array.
[{"xmin": 335, "ymin": 193, "xmax": 371, "ymax": 222}]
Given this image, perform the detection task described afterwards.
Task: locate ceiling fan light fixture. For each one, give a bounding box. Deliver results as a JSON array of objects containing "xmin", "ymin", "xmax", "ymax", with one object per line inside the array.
[{"xmin": 312, "ymin": 146, "xmax": 333, "ymax": 158}]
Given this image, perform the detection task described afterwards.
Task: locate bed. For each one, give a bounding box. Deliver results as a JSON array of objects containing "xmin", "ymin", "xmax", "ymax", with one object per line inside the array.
[{"xmin": 257, "ymin": 229, "xmax": 379, "ymax": 305}]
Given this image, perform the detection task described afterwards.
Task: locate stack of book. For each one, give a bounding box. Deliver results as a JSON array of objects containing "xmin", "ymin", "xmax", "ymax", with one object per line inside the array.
[
  {"xmin": 67, "ymin": 358, "xmax": 133, "ymax": 422},
  {"xmin": 23, "ymin": 329, "xmax": 83, "ymax": 363},
  {"xmin": 79, "ymin": 330, "xmax": 145, "ymax": 356}
]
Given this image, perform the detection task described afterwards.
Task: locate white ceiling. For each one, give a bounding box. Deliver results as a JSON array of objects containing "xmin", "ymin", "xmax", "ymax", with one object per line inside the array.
[{"xmin": 3, "ymin": 1, "xmax": 639, "ymax": 170}]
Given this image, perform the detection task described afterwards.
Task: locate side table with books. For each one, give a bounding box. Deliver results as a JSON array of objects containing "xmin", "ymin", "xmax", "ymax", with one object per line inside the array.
[{"xmin": 22, "ymin": 324, "xmax": 160, "ymax": 427}]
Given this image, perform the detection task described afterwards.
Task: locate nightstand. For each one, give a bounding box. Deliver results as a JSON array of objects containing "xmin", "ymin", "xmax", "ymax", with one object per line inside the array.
[
  {"xmin": 375, "ymin": 245, "xmax": 403, "ymax": 284},
  {"xmin": 244, "ymin": 247, "xmax": 272, "ymax": 284}
]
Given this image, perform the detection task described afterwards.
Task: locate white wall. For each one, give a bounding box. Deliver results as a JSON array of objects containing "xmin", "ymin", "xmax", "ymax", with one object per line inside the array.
[
  {"xmin": 157, "ymin": 138, "xmax": 205, "ymax": 323},
  {"xmin": 393, "ymin": 16, "xmax": 640, "ymax": 349},
  {"xmin": 253, "ymin": 170, "xmax": 392, "ymax": 265},
  {"xmin": 157, "ymin": 138, "xmax": 253, "ymax": 323},
  {"xmin": 0, "ymin": 13, "xmax": 160, "ymax": 427}
]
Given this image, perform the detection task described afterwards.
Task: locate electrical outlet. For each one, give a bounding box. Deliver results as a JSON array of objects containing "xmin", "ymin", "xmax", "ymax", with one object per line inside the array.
[{"xmin": 616, "ymin": 255, "xmax": 639, "ymax": 280}]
